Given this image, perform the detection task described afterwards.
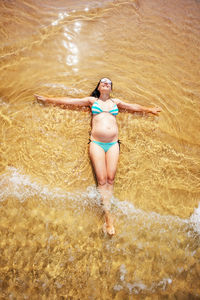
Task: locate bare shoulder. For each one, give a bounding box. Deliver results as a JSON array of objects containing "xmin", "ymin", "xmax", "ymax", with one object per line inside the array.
[
  {"xmin": 111, "ymin": 98, "xmax": 123, "ymax": 105},
  {"xmin": 85, "ymin": 96, "xmax": 97, "ymax": 106}
]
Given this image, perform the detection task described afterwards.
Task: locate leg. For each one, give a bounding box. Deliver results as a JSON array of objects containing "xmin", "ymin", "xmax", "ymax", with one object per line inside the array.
[
  {"xmin": 104, "ymin": 142, "xmax": 120, "ymax": 234},
  {"xmin": 106, "ymin": 142, "xmax": 120, "ymax": 193},
  {"xmin": 89, "ymin": 142, "xmax": 115, "ymax": 235},
  {"xmin": 89, "ymin": 142, "xmax": 109, "ymax": 210}
]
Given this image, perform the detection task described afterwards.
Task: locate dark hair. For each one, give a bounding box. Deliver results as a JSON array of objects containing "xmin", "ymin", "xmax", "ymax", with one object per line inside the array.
[{"xmin": 90, "ymin": 78, "xmax": 113, "ymax": 98}]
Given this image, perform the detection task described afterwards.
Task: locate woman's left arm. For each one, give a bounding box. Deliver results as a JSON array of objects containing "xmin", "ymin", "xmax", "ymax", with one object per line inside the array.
[{"xmin": 113, "ymin": 99, "xmax": 162, "ymax": 116}]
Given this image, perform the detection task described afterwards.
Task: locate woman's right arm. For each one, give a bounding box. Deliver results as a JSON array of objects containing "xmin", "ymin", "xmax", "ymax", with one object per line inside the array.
[{"xmin": 34, "ymin": 94, "xmax": 95, "ymax": 107}]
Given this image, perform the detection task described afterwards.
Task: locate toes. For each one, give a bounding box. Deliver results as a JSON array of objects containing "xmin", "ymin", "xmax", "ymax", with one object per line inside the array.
[
  {"xmin": 102, "ymin": 223, "xmax": 115, "ymax": 236},
  {"xmin": 108, "ymin": 227, "xmax": 115, "ymax": 236}
]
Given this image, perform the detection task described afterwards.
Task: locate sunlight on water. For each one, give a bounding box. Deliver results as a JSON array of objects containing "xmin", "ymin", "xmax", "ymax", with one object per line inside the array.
[{"xmin": 0, "ymin": 0, "xmax": 200, "ymax": 298}]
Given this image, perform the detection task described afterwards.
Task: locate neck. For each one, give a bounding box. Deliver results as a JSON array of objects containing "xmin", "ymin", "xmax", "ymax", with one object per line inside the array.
[{"xmin": 99, "ymin": 92, "xmax": 110, "ymax": 101}]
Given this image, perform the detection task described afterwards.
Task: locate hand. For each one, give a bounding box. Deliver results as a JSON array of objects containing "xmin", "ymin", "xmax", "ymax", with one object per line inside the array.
[
  {"xmin": 34, "ymin": 94, "xmax": 47, "ymax": 104},
  {"xmin": 150, "ymin": 107, "xmax": 162, "ymax": 116}
]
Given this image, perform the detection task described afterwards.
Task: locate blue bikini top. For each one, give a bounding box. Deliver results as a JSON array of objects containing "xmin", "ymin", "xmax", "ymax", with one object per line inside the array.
[{"xmin": 91, "ymin": 100, "xmax": 119, "ymax": 116}]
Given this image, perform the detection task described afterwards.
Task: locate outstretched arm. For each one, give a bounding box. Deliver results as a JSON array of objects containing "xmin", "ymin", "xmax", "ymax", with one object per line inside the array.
[
  {"xmin": 113, "ymin": 99, "xmax": 162, "ymax": 116},
  {"xmin": 34, "ymin": 94, "xmax": 95, "ymax": 107}
]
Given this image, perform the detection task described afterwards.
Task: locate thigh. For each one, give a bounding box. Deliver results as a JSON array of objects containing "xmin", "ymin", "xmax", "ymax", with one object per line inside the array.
[
  {"xmin": 106, "ymin": 142, "xmax": 120, "ymax": 180},
  {"xmin": 89, "ymin": 142, "xmax": 107, "ymax": 182}
]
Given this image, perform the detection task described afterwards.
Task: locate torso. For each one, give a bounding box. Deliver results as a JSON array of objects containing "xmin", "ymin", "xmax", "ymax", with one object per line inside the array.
[{"xmin": 90, "ymin": 98, "xmax": 119, "ymax": 143}]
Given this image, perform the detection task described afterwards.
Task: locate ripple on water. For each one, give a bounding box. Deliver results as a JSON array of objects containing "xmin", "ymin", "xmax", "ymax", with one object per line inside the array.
[
  {"xmin": 0, "ymin": 168, "xmax": 200, "ymax": 297},
  {"xmin": 1, "ymin": 0, "xmax": 200, "ymax": 298}
]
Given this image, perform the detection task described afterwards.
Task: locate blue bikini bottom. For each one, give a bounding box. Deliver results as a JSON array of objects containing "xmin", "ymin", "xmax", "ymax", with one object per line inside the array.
[{"xmin": 89, "ymin": 139, "xmax": 120, "ymax": 152}]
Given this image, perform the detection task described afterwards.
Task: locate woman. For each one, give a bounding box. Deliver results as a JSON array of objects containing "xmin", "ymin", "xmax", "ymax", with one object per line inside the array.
[{"xmin": 34, "ymin": 77, "xmax": 161, "ymax": 235}]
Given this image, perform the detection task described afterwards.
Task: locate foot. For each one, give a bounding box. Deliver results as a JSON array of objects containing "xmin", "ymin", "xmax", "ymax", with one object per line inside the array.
[{"xmin": 103, "ymin": 214, "xmax": 115, "ymax": 236}]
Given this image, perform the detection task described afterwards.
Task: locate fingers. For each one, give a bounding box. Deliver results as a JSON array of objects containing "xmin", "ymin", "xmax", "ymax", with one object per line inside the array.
[
  {"xmin": 34, "ymin": 94, "xmax": 46, "ymax": 103},
  {"xmin": 153, "ymin": 107, "xmax": 162, "ymax": 115},
  {"xmin": 34, "ymin": 94, "xmax": 41, "ymax": 100}
]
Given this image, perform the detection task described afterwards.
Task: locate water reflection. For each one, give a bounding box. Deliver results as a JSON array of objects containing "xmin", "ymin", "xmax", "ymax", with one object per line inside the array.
[
  {"xmin": 74, "ymin": 21, "xmax": 82, "ymax": 33},
  {"xmin": 51, "ymin": 12, "xmax": 69, "ymax": 26},
  {"xmin": 0, "ymin": 0, "xmax": 200, "ymax": 298}
]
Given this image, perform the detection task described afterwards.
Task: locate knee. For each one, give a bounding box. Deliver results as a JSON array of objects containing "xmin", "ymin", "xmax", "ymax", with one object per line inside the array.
[
  {"xmin": 107, "ymin": 176, "xmax": 115, "ymax": 186},
  {"xmin": 97, "ymin": 176, "xmax": 107, "ymax": 186}
]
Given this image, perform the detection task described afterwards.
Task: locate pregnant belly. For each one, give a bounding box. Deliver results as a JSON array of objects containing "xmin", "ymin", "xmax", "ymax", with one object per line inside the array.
[{"xmin": 91, "ymin": 124, "xmax": 118, "ymax": 142}]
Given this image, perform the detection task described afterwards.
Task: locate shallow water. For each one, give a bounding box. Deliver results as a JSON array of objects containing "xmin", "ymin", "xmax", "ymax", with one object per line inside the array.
[{"xmin": 0, "ymin": 0, "xmax": 200, "ymax": 299}]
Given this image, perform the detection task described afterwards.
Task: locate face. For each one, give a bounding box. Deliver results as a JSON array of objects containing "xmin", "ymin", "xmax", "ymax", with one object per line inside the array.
[{"xmin": 98, "ymin": 78, "xmax": 112, "ymax": 93}]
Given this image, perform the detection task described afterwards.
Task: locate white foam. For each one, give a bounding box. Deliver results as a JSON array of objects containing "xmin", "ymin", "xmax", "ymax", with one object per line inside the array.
[
  {"xmin": 0, "ymin": 167, "xmax": 199, "ymax": 235},
  {"xmin": 190, "ymin": 202, "xmax": 200, "ymax": 234},
  {"xmin": 119, "ymin": 264, "xmax": 127, "ymax": 281},
  {"xmin": 141, "ymin": 278, "xmax": 171, "ymax": 293},
  {"xmin": 112, "ymin": 196, "xmax": 188, "ymax": 226},
  {"xmin": 113, "ymin": 284, "xmax": 123, "ymax": 291},
  {"xmin": 113, "ymin": 262, "xmax": 172, "ymax": 294},
  {"xmin": 0, "ymin": 167, "xmax": 100, "ymax": 207},
  {"xmin": 114, "ymin": 274, "xmax": 172, "ymax": 294},
  {"xmin": 0, "ymin": 167, "xmax": 64, "ymax": 202}
]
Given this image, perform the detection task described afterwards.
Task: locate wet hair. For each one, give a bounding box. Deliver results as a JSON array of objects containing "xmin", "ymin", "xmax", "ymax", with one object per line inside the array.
[{"xmin": 90, "ymin": 78, "xmax": 113, "ymax": 98}]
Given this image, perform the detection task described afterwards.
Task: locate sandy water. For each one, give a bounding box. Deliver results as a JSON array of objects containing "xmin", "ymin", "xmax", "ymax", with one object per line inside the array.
[{"xmin": 0, "ymin": 0, "xmax": 200, "ymax": 299}]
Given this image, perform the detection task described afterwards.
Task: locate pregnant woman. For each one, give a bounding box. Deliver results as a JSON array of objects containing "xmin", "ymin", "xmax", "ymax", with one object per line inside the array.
[{"xmin": 35, "ymin": 77, "xmax": 161, "ymax": 235}]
